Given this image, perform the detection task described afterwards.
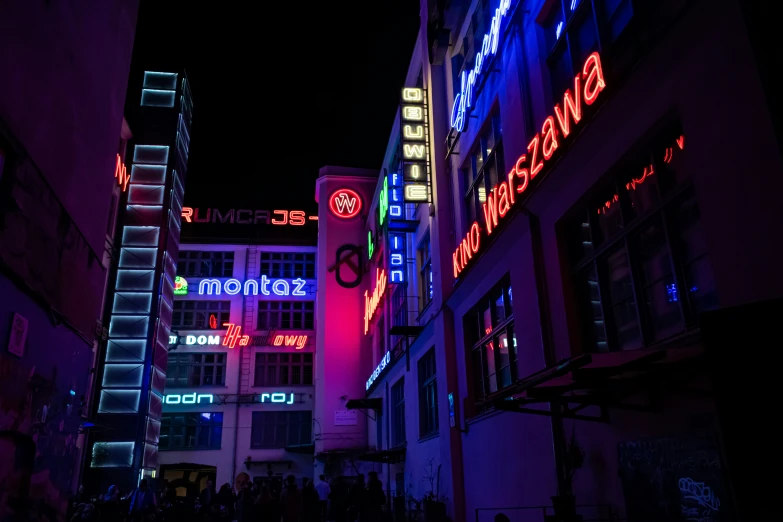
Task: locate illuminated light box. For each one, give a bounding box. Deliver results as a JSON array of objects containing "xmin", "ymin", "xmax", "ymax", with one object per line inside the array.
[
  {"xmin": 404, "ymin": 184, "xmax": 428, "ymax": 202},
  {"xmin": 388, "ymin": 172, "xmax": 403, "ymax": 219},
  {"xmin": 366, "ymin": 351, "xmax": 391, "ymax": 390},
  {"xmin": 450, "ymin": 0, "xmax": 513, "ymax": 132},
  {"xmin": 329, "ymin": 188, "xmax": 362, "ymax": 219},
  {"xmin": 174, "ymin": 276, "xmax": 188, "ymax": 295},
  {"xmin": 400, "ymin": 87, "xmax": 431, "ymax": 204},
  {"xmin": 197, "ymin": 277, "xmax": 311, "ymax": 297},
  {"xmin": 452, "ymin": 51, "xmax": 607, "ymax": 280}
]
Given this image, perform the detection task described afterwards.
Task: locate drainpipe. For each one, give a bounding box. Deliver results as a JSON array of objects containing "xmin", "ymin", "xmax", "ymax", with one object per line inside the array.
[
  {"xmin": 527, "ymin": 211, "xmax": 567, "ymax": 495},
  {"xmin": 230, "ymin": 246, "xmax": 250, "ymax": 485}
]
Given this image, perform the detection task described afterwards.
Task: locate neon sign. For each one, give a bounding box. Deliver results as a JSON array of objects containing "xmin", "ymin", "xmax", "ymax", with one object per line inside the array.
[
  {"xmin": 163, "ymin": 393, "xmax": 214, "ymax": 404},
  {"xmin": 400, "ymin": 88, "xmax": 430, "ymax": 202},
  {"xmin": 452, "ymin": 52, "xmax": 606, "ymax": 279},
  {"xmin": 223, "ymin": 323, "xmax": 249, "ymax": 348},
  {"xmin": 174, "ymin": 276, "xmax": 188, "ymax": 296},
  {"xmin": 329, "ymin": 188, "xmax": 362, "ymax": 219},
  {"xmin": 162, "ymin": 392, "xmax": 297, "ymax": 405},
  {"xmin": 450, "ymin": 0, "xmax": 513, "ymax": 132},
  {"xmin": 389, "ymin": 232, "xmax": 406, "ymax": 283},
  {"xmin": 181, "ymin": 208, "xmax": 317, "ymax": 226},
  {"xmin": 197, "ymin": 277, "xmax": 311, "ymax": 297},
  {"xmin": 367, "ymin": 230, "xmax": 375, "ymax": 260},
  {"xmin": 168, "ymin": 331, "xmax": 309, "ymax": 349},
  {"xmin": 388, "ymin": 172, "xmax": 403, "ymax": 219},
  {"xmin": 378, "ymin": 177, "xmax": 389, "ymax": 226},
  {"xmin": 115, "ymin": 154, "xmax": 129, "ymax": 192},
  {"xmin": 366, "ymin": 351, "xmax": 391, "ymax": 390},
  {"xmin": 364, "ymin": 268, "xmax": 387, "ymax": 335}
]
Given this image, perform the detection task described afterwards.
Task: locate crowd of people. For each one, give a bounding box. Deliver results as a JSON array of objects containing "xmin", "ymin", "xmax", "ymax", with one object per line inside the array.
[{"xmin": 68, "ymin": 471, "xmax": 388, "ymax": 522}]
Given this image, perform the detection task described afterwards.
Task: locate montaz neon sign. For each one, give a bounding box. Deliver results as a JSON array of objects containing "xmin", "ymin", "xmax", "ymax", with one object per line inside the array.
[
  {"xmin": 163, "ymin": 392, "xmax": 296, "ymax": 405},
  {"xmin": 450, "ymin": 0, "xmax": 513, "ymax": 132},
  {"xmin": 364, "ymin": 268, "xmax": 387, "ymax": 335},
  {"xmin": 367, "ymin": 351, "xmax": 391, "ymax": 390},
  {"xmin": 198, "ymin": 276, "xmax": 310, "ymax": 297},
  {"xmin": 453, "ymin": 52, "xmax": 606, "ymax": 278}
]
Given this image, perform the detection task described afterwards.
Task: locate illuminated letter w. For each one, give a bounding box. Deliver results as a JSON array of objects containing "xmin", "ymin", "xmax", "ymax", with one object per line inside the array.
[{"xmin": 335, "ymin": 193, "xmax": 357, "ymax": 214}]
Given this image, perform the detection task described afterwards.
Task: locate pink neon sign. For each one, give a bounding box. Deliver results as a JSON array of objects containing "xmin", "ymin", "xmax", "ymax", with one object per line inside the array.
[{"xmin": 364, "ymin": 268, "xmax": 387, "ymax": 335}]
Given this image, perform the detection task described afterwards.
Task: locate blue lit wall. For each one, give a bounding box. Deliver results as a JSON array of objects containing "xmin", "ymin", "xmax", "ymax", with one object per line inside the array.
[{"xmin": 88, "ymin": 71, "xmax": 192, "ymax": 488}]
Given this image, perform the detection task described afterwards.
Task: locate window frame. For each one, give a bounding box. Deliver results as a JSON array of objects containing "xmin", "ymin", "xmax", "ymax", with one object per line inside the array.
[
  {"xmin": 250, "ymin": 411, "xmax": 312, "ymax": 449},
  {"xmin": 253, "ymin": 352, "xmax": 314, "ymax": 387},
  {"xmin": 418, "ymin": 233, "xmax": 433, "ymax": 311},
  {"xmin": 391, "ymin": 378, "xmax": 406, "ymax": 448},
  {"xmin": 159, "ymin": 412, "xmax": 223, "ymax": 451},
  {"xmin": 165, "ymin": 352, "xmax": 227, "ymax": 388},
  {"xmin": 259, "ymin": 252, "xmax": 316, "ymax": 279},
  {"xmin": 256, "ymin": 300, "xmax": 315, "ymax": 330},
  {"xmin": 461, "ymin": 114, "xmax": 504, "ymax": 230},
  {"xmin": 177, "ymin": 251, "xmax": 235, "ymax": 278},
  {"xmin": 464, "ymin": 276, "xmax": 518, "ymax": 406},
  {"xmin": 172, "ymin": 300, "xmax": 231, "ymax": 330},
  {"xmin": 418, "ymin": 349, "xmax": 438, "ymax": 438}
]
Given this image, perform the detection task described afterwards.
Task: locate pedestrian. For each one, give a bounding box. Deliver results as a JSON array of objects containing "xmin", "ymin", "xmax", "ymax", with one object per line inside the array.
[
  {"xmin": 315, "ymin": 474, "xmax": 331, "ymax": 522},
  {"xmin": 127, "ymin": 479, "xmax": 157, "ymax": 522},
  {"xmin": 280, "ymin": 475, "xmax": 304, "ymax": 522}
]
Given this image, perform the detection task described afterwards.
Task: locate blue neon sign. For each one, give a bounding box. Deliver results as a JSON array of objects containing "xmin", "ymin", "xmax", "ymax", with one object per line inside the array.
[
  {"xmin": 388, "ymin": 171, "xmax": 403, "ymax": 219},
  {"xmin": 389, "ymin": 232, "xmax": 406, "ymax": 283},
  {"xmin": 450, "ymin": 0, "xmax": 513, "ymax": 132}
]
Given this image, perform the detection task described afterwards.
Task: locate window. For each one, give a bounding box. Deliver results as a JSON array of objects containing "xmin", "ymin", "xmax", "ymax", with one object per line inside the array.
[
  {"xmin": 172, "ymin": 301, "xmax": 230, "ymax": 329},
  {"xmin": 418, "ymin": 349, "xmax": 438, "ymax": 438},
  {"xmin": 543, "ymin": 0, "xmax": 633, "ymax": 97},
  {"xmin": 166, "ymin": 353, "xmax": 226, "ymax": 388},
  {"xmin": 377, "ymin": 316, "xmax": 386, "ymax": 361},
  {"xmin": 254, "ymin": 352, "xmax": 313, "ymax": 386},
  {"xmin": 260, "ymin": 252, "xmax": 316, "ymax": 279},
  {"xmin": 462, "ymin": 114, "xmax": 504, "ymax": 229},
  {"xmin": 177, "ymin": 251, "xmax": 234, "ymax": 277},
  {"xmin": 391, "ymin": 378, "xmax": 406, "ymax": 447},
  {"xmin": 418, "ymin": 234, "xmax": 433, "ymax": 310},
  {"xmin": 464, "ymin": 278, "xmax": 517, "ymax": 403},
  {"xmin": 250, "ymin": 411, "xmax": 312, "ymax": 449},
  {"xmin": 159, "ymin": 412, "xmax": 223, "ymax": 451},
  {"xmin": 257, "ymin": 301, "xmax": 314, "ymax": 330},
  {"xmin": 565, "ymin": 130, "xmax": 717, "ymax": 353}
]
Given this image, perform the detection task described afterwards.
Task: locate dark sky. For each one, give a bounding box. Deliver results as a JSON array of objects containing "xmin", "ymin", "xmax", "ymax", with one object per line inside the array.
[{"xmin": 128, "ymin": 0, "xmax": 420, "ymax": 209}]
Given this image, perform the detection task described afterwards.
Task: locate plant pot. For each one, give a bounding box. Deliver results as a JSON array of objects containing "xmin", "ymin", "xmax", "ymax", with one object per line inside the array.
[
  {"xmin": 423, "ymin": 500, "xmax": 446, "ymax": 522},
  {"xmin": 551, "ymin": 495, "xmax": 577, "ymax": 518}
]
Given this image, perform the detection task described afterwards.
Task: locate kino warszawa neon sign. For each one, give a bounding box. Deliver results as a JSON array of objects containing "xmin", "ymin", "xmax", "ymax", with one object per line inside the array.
[{"xmin": 197, "ymin": 277, "xmax": 310, "ymax": 296}]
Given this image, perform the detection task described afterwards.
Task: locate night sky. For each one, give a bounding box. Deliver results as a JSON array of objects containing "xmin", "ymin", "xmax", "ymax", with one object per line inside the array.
[{"xmin": 128, "ymin": 0, "xmax": 420, "ymax": 210}]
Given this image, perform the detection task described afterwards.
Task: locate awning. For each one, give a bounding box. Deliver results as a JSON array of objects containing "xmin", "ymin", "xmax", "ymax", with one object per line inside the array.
[
  {"xmin": 484, "ymin": 345, "xmax": 707, "ymax": 423},
  {"xmin": 357, "ymin": 447, "xmax": 406, "ymax": 464},
  {"xmin": 346, "ymin": 398, "xmax": 382, "ymax": 411},
  {"xmin": 285, "ymin": 443, "xmax": 315, "ymax": 455}
]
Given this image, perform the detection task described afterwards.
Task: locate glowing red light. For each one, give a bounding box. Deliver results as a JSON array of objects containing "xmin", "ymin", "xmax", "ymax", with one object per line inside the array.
[
  {"xmin": 182, "ymin": 207, "xmax": 193, "ymax": 223},
  {"xmin": 452, "ymin": 52, "xmax": 607, "ymax": 280},
  {"xmin": 273, "ymin": 334, "xmax": 308, "ymax": 349},
  {"xmin": 209, "ymin": 314, "xmax": 217, "ymax": 329},
  {"xmin": 329, "ymin": 188, "xmax": 363, "ymax": 219},
  {"xmin": 364, "ymin": 268, "xmax": 388, "ymax": 335},
  {"xmin": 222, "ymin": 322, "xmax": 249, "ymax": 349},
  {"xmin": 115, "ymin": 154, "xmax": 129, "ymax": 192}
]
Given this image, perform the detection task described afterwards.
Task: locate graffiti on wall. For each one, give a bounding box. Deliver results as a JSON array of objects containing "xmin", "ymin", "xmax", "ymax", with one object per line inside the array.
[{"xmin": 0, "ymin": 133, "xmax": 104, "ymax": 344}]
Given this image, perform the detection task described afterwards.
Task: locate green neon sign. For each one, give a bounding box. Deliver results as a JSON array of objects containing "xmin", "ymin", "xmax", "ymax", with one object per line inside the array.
[
  {"xmin": 174, "ymin": 276, "xmax": 188, "ymax": 296},
  {"xmin": 368, "ymin": 230, "xmax": 375, "ymax": 260},
  {"xmin": 378, "ymin": 177, "xmax": 389, "ymax": 226}
]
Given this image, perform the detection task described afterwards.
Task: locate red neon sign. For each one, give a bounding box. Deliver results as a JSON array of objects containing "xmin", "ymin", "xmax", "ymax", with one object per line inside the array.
[
  {"xmin": 222, "ymin": 322, "xmax": 249, "ymax": 349},
  {"xmin": 364, "ymin": 268, "xmax": 388, "ymax": 335},
  {"xmin": 181, "ymin": 207, "xmax": 313, "ymax": 226},
  {"xmin": 115, "ymin": 154, "xmax": 129, "ymax": 192},
  {"xmin": 329, "ymin": 189, "xmax": 362, "ymax": 219},
  {"xmin": 209, "ymin": 314, "xmax": 217, "ymax": 329},
  {"xmin": 273, "ymin": 334, "xmax": 308, "ymax": 349},
  {"xmin": 453, "ymin": 52, "xmax": 607, "ymax": 279}
]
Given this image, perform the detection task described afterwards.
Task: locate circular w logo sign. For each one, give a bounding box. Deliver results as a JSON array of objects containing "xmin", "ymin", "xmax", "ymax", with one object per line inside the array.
[{"xmin": 328, "ymin": 188, "xmax": 362, "ymax": 219}]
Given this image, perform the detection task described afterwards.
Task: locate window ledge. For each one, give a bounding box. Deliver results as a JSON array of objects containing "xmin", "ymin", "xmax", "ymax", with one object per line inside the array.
[
  {"xmin": 465, "ymin": 406, "xmax": 506, "ymax": 427},
  {"xmin": 417, "ymin": 431, "xmax": 439, "ymax": 443}
]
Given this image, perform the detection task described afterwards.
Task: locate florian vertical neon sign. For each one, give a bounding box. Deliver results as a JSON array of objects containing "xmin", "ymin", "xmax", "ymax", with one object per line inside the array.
[
  {"xmin": 453, "ymin": 52, "xmax": 606, "ymax": 279},
  {"xmin": 450, "ymin": 0, "xmax": 513, "ymax": 132},
  {"xmin": 389, "ymin": 232, "xmax": 406, "ymax": 283},
  {"xmin": 363, "ymin": 268, "xmax": 388, "ymax": 335}
]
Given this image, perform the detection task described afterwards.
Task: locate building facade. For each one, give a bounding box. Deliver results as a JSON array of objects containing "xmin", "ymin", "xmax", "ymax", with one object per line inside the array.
[
  {"xmin": 85, "ymin": 69, "xmax": 194, "ymax": 491},
  {"xmin": 0, "ymin": 2, "xmax": 139, "ymax": 518},
  {"xmin": 158, "ymin": 238, "xmax": 318, "ymax": 492},
  {"xmin": 316, "ymin": 0, "xmax": 783, "ymax": 521}
]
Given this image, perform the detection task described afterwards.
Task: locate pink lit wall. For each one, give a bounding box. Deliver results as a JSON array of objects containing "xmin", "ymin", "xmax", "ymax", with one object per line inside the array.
[{"xmin": 314, "ymin": 167, "xmax": 378, "ymax": 466}]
